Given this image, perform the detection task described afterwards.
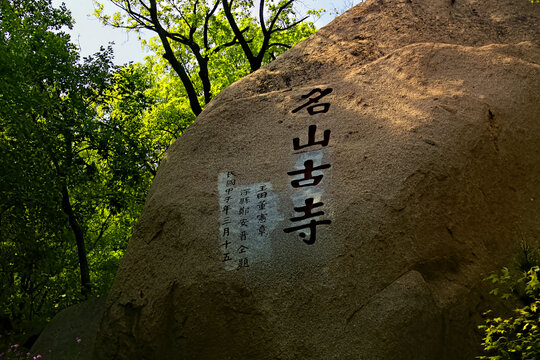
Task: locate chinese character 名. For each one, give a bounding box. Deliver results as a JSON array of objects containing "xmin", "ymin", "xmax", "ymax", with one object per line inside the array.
[
  {"xmin": 293, "ymin": 124, "xmax": 330, "ymax": 151},
  {"xmin": 292, "ymin": 88, "xmax": 333, "ymax": 115},
  {"xmin": 283, "ymin": 198, "xmax": 331, "ymax": 245},
  {"xmin": 238, "ymin": 257, "xmax": 249, "ymax": 268},
  {"xmin": 237, "ymin": 245, "xmax": 249, "ymax": 254},
  {"xmin": 287, "ymin": 160, "xmax": 331, "ymax": 188}
]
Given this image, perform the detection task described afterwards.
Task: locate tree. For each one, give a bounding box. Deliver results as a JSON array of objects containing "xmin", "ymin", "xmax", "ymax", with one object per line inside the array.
[
  {"xmin": 95, "ymin": 0, "xmax": 317, "ymax": 116},
  {"xmin": 0, "ymin": 0, "xmax": 318, "ymax": 330},
  {"xmin": 0, "ymin": 0, "xmax": 156, "ymax": 325}
]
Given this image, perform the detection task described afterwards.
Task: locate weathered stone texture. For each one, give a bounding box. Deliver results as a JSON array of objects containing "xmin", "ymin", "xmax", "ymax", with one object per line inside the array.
[{"xmin": 95, "ymin": 0, "xmax": 540, "ymax": 359}]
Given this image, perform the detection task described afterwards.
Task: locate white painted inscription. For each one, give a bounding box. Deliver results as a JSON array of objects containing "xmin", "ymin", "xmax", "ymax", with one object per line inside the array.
[{"xmin": 218, "ymin": 172, "xmax": 283, "ymax": 271}]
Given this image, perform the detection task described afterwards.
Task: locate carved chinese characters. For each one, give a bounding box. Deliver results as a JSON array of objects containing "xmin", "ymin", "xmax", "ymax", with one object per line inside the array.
[
  {"xmin": 216, "ymin": 88, "xmax": 333, "ymax": 269},
  {"xmin": 284, "ymin": 88, "xmax": 333, "ymax": 245},
  {"xmin": 218, "ymin": 172, "xmax": 283, "ymax": 271}
]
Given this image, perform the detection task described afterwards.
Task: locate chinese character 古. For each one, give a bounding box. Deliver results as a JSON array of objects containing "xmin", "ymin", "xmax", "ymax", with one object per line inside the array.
[{"xmin": 287, "ymin": 160, "xmax": 331, "ymax": 188}]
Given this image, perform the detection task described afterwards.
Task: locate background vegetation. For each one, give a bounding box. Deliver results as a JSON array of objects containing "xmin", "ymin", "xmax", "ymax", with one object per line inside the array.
[
  {"xmin": 477, "ymin": 244, "xmax": 540, "ymax": 359},
  {"xmin": 0, "ymin": 0, "xmax": 316, "ymax": 336}
]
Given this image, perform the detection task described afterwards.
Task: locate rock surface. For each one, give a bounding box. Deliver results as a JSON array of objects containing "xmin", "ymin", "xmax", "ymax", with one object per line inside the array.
[
  {"xmin": 31, "ymin": 298, "xmax": 105, "ymax": 360},
  {"xmin": 95, "ymin": 0, "xmax": 540, "ymax": 359}
]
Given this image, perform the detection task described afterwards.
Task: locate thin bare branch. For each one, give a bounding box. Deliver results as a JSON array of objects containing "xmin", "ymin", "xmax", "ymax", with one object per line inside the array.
[
  {"xmin": 211, "ymin": 29, "xmax": 248, "ymax": 54},
  {"xmin": 139, "ymin": 0, "xmax": 151, "ymax": 13},
  {"xmin": 91, "ymin": 212, "xmax": 113, "ymax": 249},
  {"xmin": 156, "ymin": 127, "xmax": 180, "ymax": 138},
  {"xmin": 106, "ymin": 0, "xmax": 154, "ymax": 28},
  {"xmin": 164, "ymin": 31, "xmax": 190, "ymax": 44},
  {"xmin": 125, "ymin": 0, "xmax": 153, "ymax": 24},
  {"xmin": 270, "ymin": 16, "xmax": 308, "ymax": 34},
  {"xmin": 266, "ymin": 0, "xmax": 293, "ymax": 34},
  {"xmin": 203, "ymin": 0, "xmax": 220, "ymax": 50},
  {"xmin": 267, "ymin": 42, "xmax": 292, "ymax": 49},
  {"xmin": 259, "ymin": 0, "xmax": 267, "ymax": 35}
]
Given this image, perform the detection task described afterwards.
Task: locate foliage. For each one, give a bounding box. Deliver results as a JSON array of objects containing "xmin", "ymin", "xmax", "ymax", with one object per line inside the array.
[
  {"xmin": 1, "ymin": 0, "xmax": 317, "ymax": 336},
  {"xmin": 478, "ymin": 243, "xmax": 540, "ymax": 360},
  {"xmin": 0, "ymin": 331, "xmax": 45, "ymax": 359},
  {"xmin": 95, "ymin": 0, "xmax": 318, "ymax": 115},
  {"xmin": 0, "ymin": 0, "xmax": 156, "ymax": 327}
]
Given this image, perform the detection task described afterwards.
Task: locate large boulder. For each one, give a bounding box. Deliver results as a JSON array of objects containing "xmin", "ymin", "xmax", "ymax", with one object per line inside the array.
[
  {"xmin": 32, "ymin": 297, "xmax": 105, "ymax": 360},
  {"xmin": 95, "ymin": 0, "xmax": 540, "ymax": 359}
]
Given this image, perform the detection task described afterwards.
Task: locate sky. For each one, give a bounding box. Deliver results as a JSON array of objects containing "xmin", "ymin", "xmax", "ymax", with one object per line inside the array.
[{"xmin": 51, "ymin": 0, "xmax": 363, "ymax": 65}]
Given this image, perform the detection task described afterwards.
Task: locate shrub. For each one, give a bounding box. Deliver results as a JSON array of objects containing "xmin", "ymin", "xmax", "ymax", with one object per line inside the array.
[{"xmin": 477, "ymin": 242, "xmax": 540, "ymax": 360}]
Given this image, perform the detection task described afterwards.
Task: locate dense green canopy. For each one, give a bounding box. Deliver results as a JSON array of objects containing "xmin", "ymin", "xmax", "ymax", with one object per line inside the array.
[{"xmin": 0, "ymin": 0, "xmax": 316, "ymax": 332}]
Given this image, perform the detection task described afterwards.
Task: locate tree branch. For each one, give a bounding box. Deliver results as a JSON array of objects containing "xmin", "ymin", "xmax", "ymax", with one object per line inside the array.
[
  {"xmin": 91, "ymin": 212, "xmax": 113, "ymax": 250},
  {"xmin": 221, "ymin": 0, "xmax": 257, "ymax": 70},
  {"xmin": 266, "ymin": 0, "xmax": 294, "ymax": 34},
  {"xmin": 211, "ymin": 26, "xmax": 249, "ymax": 54},
  {"xmin": 259, "ymin": 0, "xmax": 267, "ymax": 35},
  {"xmin": 61, "ymin": 184, "xmax": 91, "ymax": 298},
  {"xmin": 148, "ymin": 0, "xmax": 202, "ymax": 115},
  {"xmin": 203, "ymin": 0, "xmax": 221, "ymax": 50},
  {"xmin": 270, "ymin": 16, "xmax": 308, "ymax": 34},
  {"xmin": 268, "ymin": 42, "xmax": 292, "ymax": 49}
]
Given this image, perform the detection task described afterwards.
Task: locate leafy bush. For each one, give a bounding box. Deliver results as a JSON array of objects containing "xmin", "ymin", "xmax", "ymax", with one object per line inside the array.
[{"xmin": 478, "ymin": 243, "xmax": 540, "ymax": 360}]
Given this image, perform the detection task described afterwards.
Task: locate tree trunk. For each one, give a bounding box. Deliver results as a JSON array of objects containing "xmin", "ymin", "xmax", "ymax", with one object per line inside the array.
[{"xmin": 61, "ymin": 185, "xmax": 91, "ymax": 297}]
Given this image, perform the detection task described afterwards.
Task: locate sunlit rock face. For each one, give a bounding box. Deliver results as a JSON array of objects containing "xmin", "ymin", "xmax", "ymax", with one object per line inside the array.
[{"xmin": 95, "ymin": 1, "xmax": 540, "ymax": 359}]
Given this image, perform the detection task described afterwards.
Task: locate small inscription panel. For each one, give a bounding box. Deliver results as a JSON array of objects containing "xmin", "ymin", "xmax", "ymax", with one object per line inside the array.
[{"xmin": 218, "ymin": 172, "xmax": 283, "ymax": 271}]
